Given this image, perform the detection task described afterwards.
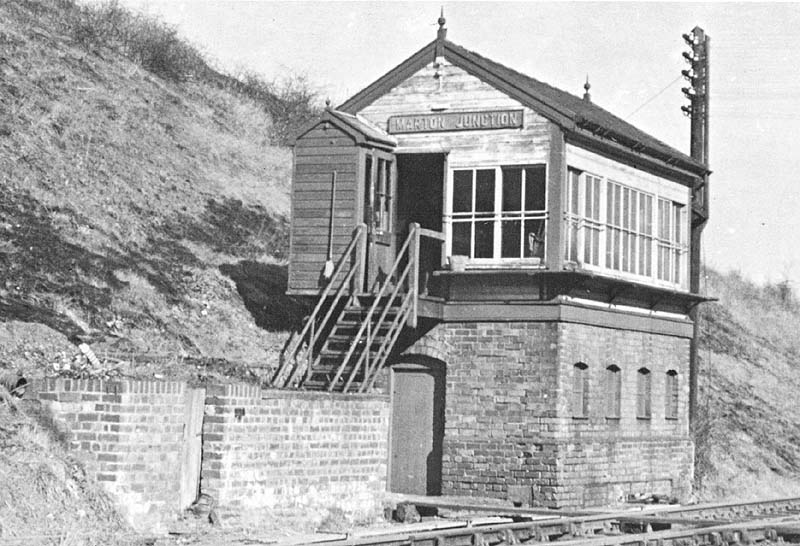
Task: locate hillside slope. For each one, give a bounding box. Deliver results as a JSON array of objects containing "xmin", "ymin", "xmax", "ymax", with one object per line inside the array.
[
  {"xmin": 696, "ymin": 269, "xmax": 800, "ymax": 499},
  {"xmin": 0, "ymin": 0, "xmax": 308, "ymax": 383}
]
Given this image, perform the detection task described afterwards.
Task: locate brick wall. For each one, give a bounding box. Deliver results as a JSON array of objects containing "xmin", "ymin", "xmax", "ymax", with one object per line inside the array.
[
  {"xmin": 35, "ymin": 378, "xmax": 189, "ymax": 531},
  {"xmin": 402, "ymin": 322, "xmax": 563, "ymax": 504},
  {"xmin": 202, "ymin": 384, "xmax": 389, "ymax": 518},
  {"xmin": 401, "ymin": 314, "xmax": 694, "ymax": 508},
  {"xmin": 33, "ymin": 379, "xmax": 391, "ymax": 531},
  {"xmin": 557, "ymin": 322, "xmax": 693, "ymax": 506}
]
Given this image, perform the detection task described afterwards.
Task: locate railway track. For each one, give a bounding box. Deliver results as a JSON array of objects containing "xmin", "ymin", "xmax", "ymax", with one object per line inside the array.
[{"xmin": 300, "ymin": 497, "xmax": 800, "ymax": 546}]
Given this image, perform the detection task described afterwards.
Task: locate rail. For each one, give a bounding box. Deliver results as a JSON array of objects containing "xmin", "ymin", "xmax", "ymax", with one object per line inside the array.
[{"xmin": 316, "ymin": 496, "xmax": 800, "ymax": 546}]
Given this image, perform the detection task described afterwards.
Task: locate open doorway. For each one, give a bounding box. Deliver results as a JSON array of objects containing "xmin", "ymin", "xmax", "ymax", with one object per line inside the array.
[{"xmin": 396, "ymin": 154, "xmax": 445, "ymax": 293}]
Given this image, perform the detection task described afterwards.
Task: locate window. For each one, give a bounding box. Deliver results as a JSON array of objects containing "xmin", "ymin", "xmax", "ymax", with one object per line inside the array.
[
  {"xmin": 363, "ymin": 154, "xmax": 393, "ymax": 235},
  {"xmin": 606, "ymin": 181, "xmax": 653, "ymax": 277},
  {"xmin": 665, "ymin": 370, "xmax": 679, "ymax": 419},
  {"xmin": 571, "ymin": 362, "xmax": 589, "ymax": 417},
  {"xmin": 564, "ymin": 169, "xmax": 687, "ymax": 287},
  {"xmin": 605, "ymin": 365, "xmax": 621, "ymax": 418},
  {"xmin": 363, "ymin": 155, "xmax": 372, "ymax": 227},
  {"xmin": 636, "ymin": 368, "xmax": 651, "ymax": 419},
  {"xmin": 566, "ymin": 170, "xmax": 601, "ymax": 266},
  {"xmin": 657, "ymin": 199, "xmax": 684, "ymax": 284},
  {"xmin": 449, "ymin": 165, "xmax": 546, "ymax": 262}
]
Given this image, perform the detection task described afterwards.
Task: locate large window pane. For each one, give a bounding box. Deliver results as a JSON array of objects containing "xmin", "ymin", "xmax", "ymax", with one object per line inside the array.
[
  {"xmin": 453, "ymin": 170, "xmax": 472, "ymax": 213},
  {"xmin": 475, "ymin": 169, "xmax": 495, "ymax": 212},
  {"xmin": 570, "ymin": 170, "xmax": 581, "ymax": 214},
  {"xmin": 525, "ymin": 219, "xmax": 545, "ymax": 258},
  {"xmin": 452, "ymin": 222, "xmax": 471, "ymax": 256},
  {"xmin": 474, "ymin": 221, "xmax": 494, "ymax": 258},
  {"xmin": 502, "ymin": 167, "xmax": 522, "ymax": 211},
  {"xmin": 501, "ymin": 220, "xmax": 521, "ymax": 258},
  {"xmin": 525, "ymin": 165, "xmax": 546, "ymax": 211},
  {"xmin": 450, "ymin": 165, "xmax": 546, "ymax": 263}
]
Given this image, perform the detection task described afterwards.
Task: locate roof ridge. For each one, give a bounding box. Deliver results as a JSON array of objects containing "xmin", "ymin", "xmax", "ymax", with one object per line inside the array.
[
  {"xmin": 445, "ymin": 40, "xmax": 583, "ymax": 112},
  {"xmin": 337, "ymin": 35, "xmax": 706, "ymax": 173},
  {"xmin": 444, "ymin": 39, "xmax": 697, "ymax": 166}
]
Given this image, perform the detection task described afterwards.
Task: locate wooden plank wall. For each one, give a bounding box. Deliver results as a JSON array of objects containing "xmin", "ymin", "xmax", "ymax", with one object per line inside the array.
[
  {"xmin": 358, "ymin": 59, "xmax": 552, "ymax": 168},
  {"xmin": 288, "ymin": 123, "xmax": 360, "ymax": 293},
  {"xmin": 358, "ymin": 59, "xmax": 554, "ymax": 266}
]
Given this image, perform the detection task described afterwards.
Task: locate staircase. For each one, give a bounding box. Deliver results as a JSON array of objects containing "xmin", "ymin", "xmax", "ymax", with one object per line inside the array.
[
  {"xmin": 272, "ymin": 223, "xmax": 440, "ymax": 393},
  {"xmin": 300, "ymin": 294, "xmax": 411, "ymax": 391}
]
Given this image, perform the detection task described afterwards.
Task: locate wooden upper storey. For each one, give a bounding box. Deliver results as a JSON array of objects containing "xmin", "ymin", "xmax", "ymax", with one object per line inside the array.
[
  {"xmin": 287, "ymin": 30, "xmax": 710, "ymax": 306},
  {"xmin": 341, "ymin": 37, "xmax": 708, "ymax": 184}
]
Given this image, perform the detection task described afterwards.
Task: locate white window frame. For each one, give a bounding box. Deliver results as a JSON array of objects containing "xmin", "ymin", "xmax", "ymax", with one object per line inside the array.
[
  {"xmin": 444, "ymin": 164, "xmax": 548, "ymax": 267},
  {"xmin": 565, "ymin": 168, "xmax": 688, "ymax": 290},
  {"xmin": 656, "ymin": 198, "xmax": 685, "ymax": 285}
]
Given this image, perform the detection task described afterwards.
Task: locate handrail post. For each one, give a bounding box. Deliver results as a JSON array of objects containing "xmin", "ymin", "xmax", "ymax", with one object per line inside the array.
[
  {"xmin": 365, "ymin": 319, "xmax": 371, "ymax": 388},
  {"xmin": 409, "ymin": 222, "xmax": 420, "ymax": 328}
]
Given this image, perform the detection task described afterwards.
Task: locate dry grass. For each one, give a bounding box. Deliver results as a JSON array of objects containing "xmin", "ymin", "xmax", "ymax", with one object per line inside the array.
[
  {"xmin": 0, "ymin": 402, "xmax": 136, "ymax": 545},
  {"xmin": 695, "ymin": 268, "xmax": 800, "ymax": 500},
  {"xmin": 0, "ymin": 0, "xmax": 311, "ymax": 381}
]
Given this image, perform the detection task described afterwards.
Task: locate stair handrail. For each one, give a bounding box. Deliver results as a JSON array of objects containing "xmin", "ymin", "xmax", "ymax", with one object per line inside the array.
[
  {"xmin": 361, "ymin": 293, "xmax": 415, "ymax": 392},
  {"xmin": 326, "ymin": 224, "xmax": 419, "ymax": 391},
  {"xmin": 342, "ymin": 258, "xmax": 413, "ymax": 392},
  {"xmin": 272, "ymin": 223, "xmax": 366, "ymax": 388},
  {"xmin": 354, "ymin": 225, "xmax": 445, "ymax": 390},
  {"xmin": 289, "ymin": 263, "xmax": 360, "ymax": 387}
]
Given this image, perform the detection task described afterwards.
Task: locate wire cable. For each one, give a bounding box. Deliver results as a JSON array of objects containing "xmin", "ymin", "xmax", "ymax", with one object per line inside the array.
[{"xmin": 625, "ymin": 74, "xmax": 684, "ymax": 119}]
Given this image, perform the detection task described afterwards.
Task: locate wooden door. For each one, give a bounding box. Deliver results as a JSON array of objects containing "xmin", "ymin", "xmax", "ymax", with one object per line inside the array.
[
  {"xmin": 179, "ymin": 387, "xmax": 205, "ymax": 508},
  {"xmin": 364, "ymin": 150, "xmax": 397, "ymax": 291},
  {"xmin": 390, "ymin": 361, "xmax": 445, "ymax": 495}
]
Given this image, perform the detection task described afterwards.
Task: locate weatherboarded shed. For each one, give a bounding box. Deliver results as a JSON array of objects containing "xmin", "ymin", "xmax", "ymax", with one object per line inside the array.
[{"xmin": 288, "ymin": 110, "xmax": 396, "ymax": 295}]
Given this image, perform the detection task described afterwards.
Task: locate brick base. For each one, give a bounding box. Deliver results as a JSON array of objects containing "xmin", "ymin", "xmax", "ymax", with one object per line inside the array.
[{"xmin": 399, "ymin": 314, "xmax": 694, "ymax": 508}]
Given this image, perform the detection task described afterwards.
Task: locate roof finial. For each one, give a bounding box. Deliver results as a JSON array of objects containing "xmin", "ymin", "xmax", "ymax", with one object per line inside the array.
[
  {"xmin": 325, "ymin": 97, "xmax": 332, "ymax": 110},
  {"xmin": 437, "ymin": 7, "xmax": 447, "ymax": 41},
  {"xmin": 583, "ymin": 75, "xmax": 591, "ymax": 102}
]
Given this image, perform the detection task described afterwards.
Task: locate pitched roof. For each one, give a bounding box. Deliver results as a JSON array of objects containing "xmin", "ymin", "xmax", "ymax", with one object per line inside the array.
[
  {"xmin": 289, "ymin": 108, "xmax": 395, "ymax": 149},
  {"xmin": 339, "ymin": 39, "xmax": 708, "ymax": 177},
  {"xmin": 327, "ymin": 109, "xmax": 396, "ymax": 148}
]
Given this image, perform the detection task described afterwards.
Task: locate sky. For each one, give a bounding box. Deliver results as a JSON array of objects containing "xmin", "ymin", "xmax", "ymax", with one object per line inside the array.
[{"xmin": 106, "ymin": 1, "xmax": 800, "ymax": 289}]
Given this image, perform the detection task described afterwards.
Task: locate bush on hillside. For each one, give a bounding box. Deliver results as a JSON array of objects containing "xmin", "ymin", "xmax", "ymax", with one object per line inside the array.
[
  {"xmin": 48, "ymin": 0, "xmax": 321, "ymax": 144},
  {"xmin": 235, "ymin": 72, "xmax": 321, "ymax": 145}
]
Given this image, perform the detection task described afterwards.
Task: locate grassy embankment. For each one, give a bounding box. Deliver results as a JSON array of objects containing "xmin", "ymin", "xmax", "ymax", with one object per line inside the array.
[
  {"xmin": 696, "ymin": 269, "xmax": 800, "ymax": 500},
  {"xmin": 1, "ymin": 0, "xmax": 315, "ymax": 541},
  {"xmin": 0, "ymin": 0, "xmax": 317, "ymax": 384}
]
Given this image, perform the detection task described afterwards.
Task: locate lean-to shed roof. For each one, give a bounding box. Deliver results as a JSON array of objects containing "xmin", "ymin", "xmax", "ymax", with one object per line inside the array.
[{"xmin": 290, "ymin": 108, "xmax": 395, "ymax": 149}]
